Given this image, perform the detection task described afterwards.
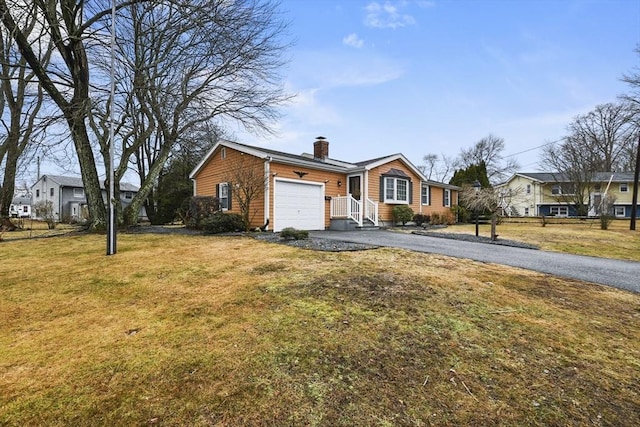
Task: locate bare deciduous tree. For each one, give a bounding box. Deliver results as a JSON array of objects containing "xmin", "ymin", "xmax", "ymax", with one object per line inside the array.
[
  {"xmin": 541, "ymin": 102, "xmax": 638, "ymax": 216},
  {"xmin": 459, "ymin": 185, "xmax": 505, "ymax": 241},
  {"xmin": 224, "ymin": 153, "xmax": 268, "ymax": 231},
  {"xmin": 620, "ymin": 45, "xmax": 640, "ymax": 230},
  {"xmin": 565, "ymin": 102, "xmax": 636, "ymax": 172},
  {"xmin": 0, "ymin": 0, "xmax": 113, "ymax": 228},
  {"xmin": 91, "ymin": 0, "xmax": 292, "ymax": 226},
  {"xmin": 0, "ymin": 3, "xmax": 51, "ymax": 218},
  {"xmin": 1, "ymin": 0, "xmax": 291, "ymax": 229},
  {"xmin": 418, "ymin": 153, "xmax": 456, "ymax": 182},
  {"xmin": 458, "ymin": 134, "xmax": 519, "ymax": 184}
]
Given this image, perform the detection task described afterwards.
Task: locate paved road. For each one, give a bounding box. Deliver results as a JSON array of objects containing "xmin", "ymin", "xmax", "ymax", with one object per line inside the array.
[{"xmin": 310, "ymin": 230, "xmax": 640, "ymax": 293}]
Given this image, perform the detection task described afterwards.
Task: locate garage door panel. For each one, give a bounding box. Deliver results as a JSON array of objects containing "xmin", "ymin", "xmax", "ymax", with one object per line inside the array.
[{"xmin": 274, "ymin": 180, "xmax": 324, "ymax": 231}]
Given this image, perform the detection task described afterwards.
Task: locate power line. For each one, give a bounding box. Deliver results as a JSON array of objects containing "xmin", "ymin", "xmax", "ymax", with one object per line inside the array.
[{"xmin": 504, "ymin": 138, "xmax": 564, "ymax": 158}]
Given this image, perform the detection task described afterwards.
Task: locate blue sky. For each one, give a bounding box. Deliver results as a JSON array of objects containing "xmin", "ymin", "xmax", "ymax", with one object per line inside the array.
[{"xmin": 234, "ymin": 0, "xmax": 640, "ymax": 174}]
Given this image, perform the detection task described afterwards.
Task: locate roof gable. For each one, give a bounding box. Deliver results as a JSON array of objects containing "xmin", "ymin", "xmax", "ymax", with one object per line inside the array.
[
  {"xmin": 32, "ymin": 174, "xmax": 138, "ymax": 192},
  {"xmin": 503, "ymin": 171, "xmax": 635, "ymax": 185},
  {"xmin": 189, "ymin": 139, "xmax": 354, "ymax": 179},
  {"xmin": 189, "ymin": 139, "xmax": 459, "ymax": 190}
]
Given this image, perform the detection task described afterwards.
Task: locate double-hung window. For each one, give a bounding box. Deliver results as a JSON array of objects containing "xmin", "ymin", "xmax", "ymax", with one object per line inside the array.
[
  {"xmin": 384, "ymin": 177, "xmax": 409, "ymax": 203},
  {"xmin": 444, "ymin": 189, "xmax": 451, "ymax": 207},
  {"xmin": 73, "ymin": 188, "xmax": 84, "ymax": 198},
  {"xmin": 421, "ymin": 185, "xmax": 430, "ymax": 205},
  {"xmin": 219, "ymin": 182, "xmax": 230, "ymax": 210},
  {"xmin": 550, "ymin": 206, "xmax": 568, "ymax": 216},
  {"xmin": 620, "ymin": 183, "xmax": 628, "ymax": 193},
  {"xmin": 615, "ymin": 206, "xmax": 625, "ymax": 217}
]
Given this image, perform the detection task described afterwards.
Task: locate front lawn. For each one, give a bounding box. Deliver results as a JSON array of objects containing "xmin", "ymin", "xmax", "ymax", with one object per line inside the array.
[
  {"xmin": 1, "ymin": 233, "xmax": 638, "ymax": 426},
  {"xmin": 426, "ymin": 218, "xmax": 640, "ymax": 261}
]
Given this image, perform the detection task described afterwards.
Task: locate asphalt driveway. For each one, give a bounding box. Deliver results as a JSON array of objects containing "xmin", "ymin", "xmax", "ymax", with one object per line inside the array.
[{"xmin": 310, "ymin": 230, "xmax": 640, "ymax": 293}]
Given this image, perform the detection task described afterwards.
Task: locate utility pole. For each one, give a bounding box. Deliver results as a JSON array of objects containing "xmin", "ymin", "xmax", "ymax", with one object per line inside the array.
[
  {"xmin": 630, "ymin": 133, "xmax": 639, "ymax": 231},
  {"xmin": 106, "ymin": 0, "xmax": 117, "ymax": 254}
]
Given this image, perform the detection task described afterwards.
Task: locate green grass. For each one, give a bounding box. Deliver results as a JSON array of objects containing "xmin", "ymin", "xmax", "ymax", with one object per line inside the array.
[{"xmin": 1, "ymin": 233, "xmax": 639, "ymax": 426}]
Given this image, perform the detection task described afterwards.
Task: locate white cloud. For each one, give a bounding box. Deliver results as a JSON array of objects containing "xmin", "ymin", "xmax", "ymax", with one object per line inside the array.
[
  {"xmin": 364, "ymin": 1, "xmax": 416, "ymax": 29},
  {"xmin": 292, "ymin": 50, "xmax": 405, "ymax": 88},
  {"xmin": 343, "ymin": 33, "xmax": 364, "ymax": 48}
]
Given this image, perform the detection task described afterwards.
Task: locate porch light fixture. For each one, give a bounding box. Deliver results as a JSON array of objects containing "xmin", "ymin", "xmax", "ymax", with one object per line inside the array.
[{"xmin": 337, "ymin": 180, "xmax": 342, "ymax": 187}]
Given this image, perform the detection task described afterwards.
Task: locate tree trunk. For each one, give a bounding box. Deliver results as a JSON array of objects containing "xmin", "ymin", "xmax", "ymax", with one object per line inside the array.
[
  {"xmin": 65, "ymin": 106, "xmax": 107, "ymax": 230},
  {"xmin": 490, "ymin": 213, "xmax": 498, "ymax": 241},
  {"xmin": 123, "ymin": 139, "xmax": 173, "ymax": 226},
  {"xmin": 0, "ymin": 142, "xmax": 19, "ymax": 219}
]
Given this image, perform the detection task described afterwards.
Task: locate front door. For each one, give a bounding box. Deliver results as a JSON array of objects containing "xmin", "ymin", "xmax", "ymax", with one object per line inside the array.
[
  {"xmin": 348, "ymin": 175, "xmax": 361, "ymax": 200},
  {"xmin": 589, "ymin": 193, "xmax": 601, "ymax": 216}
]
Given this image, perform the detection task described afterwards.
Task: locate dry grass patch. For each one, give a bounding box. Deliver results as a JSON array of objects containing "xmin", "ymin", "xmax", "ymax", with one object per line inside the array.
[
  {"xmin": 1, "ymin": 233, "xmax": 639, "ymax": 426},
  {"xmin": 432, "ymin": 219, "xmax": 640, "ymax": 260},
  {"xmin": 0, "ymin": 219, "xmax": 80, "ymax": 241}
]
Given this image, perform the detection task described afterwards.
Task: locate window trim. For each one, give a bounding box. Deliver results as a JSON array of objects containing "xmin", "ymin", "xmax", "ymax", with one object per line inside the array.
[
  {"xmin": 219, "ymin": 182, "xmax": 230, "ymax": 210},
  {"xmin": 443, "ymin": 188, "xmax": 451, "ymax": 207},
  {"xmin": 551, "ymin": 183, "xmax": 575, "ymax": 196},
  {"xmin": 50, "ymin": 187, "xmax": 54, "ymax": 197},
  {"xmin": 615, "ymin": 206, "xmax": 625, "ymax": 217},
  {"xmin": 73, "ymin": 188, "xmax": 84, "ymax": 198},
  {"xmin": 620, "ymin": 183, "xmax": 628, "ymax": 193},
  {"xmin": 550, "ymin": 206, "xmax": 569, "ymax": 217},
  {"xmin": 421, "ymin": 184, "xmax": 430, "ymax": 205},
  {"xmin": 384, "ymin": 177, "xmax": 410, "ymax": 204}
]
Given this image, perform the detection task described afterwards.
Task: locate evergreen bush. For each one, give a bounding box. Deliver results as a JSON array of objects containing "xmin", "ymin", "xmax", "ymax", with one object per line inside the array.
[
  {"xmin": 392, "ymin": 205, "xmax": 414, "ymax": 226},
  {"xmin": 201, "ymin": 212, "xmax": 244, "ymax": 234},
  {"xmin": 280, "ymin": 227, "xmax": 309, "ymax": 240}
]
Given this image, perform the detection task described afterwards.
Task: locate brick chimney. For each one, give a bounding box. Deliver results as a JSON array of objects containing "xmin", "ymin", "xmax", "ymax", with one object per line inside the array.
[{"xmin": 313, "ymin": 136, "xmax": 329, "ymax": 160}]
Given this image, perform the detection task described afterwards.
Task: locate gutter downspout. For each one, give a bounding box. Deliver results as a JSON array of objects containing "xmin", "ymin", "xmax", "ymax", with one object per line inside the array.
[{"xmin": 264, "ymin": 156, "xmax": 272, "ymax": 230}]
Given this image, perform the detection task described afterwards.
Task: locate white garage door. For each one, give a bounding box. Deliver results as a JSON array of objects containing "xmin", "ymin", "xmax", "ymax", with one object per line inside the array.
[{"xmin": 274, "ymin": 180, "xmax": 324, "ymax": 232}]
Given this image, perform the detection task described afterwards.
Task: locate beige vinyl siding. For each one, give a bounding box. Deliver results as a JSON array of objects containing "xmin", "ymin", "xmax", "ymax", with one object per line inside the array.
[
  {"xmin": 368, "ymin": 160, "xmax": 420, "ymax": 223},
  {"xmin": 268, "ymin": 163, "xmax": 344, "ymax": 229},
  {"xmin": 192, "ymin": 146, "xmax": 267, "ymax": 229}
]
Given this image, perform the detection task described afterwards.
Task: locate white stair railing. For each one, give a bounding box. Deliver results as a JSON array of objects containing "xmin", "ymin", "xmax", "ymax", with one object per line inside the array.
[
  {"xmin": 330, "ymin": 194, "xmax": 362, "ymax": 226},
  {"xmin": 364, "ymin": 198, "xmax": 378, "ymax": 226}
]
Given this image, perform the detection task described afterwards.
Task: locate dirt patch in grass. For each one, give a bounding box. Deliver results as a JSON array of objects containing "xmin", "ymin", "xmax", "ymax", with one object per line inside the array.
[{"xmin": 1, "ymin": 235, "xmax": 639, "ymax": 426}]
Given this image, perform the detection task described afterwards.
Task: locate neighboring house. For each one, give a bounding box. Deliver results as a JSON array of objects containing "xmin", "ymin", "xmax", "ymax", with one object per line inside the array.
[
  {"xmin": 9, "ymin": 195, "xmax": 32, "ymax": 218},
  {"xmin": 498, "ymin": 172, "xmax": 638, "ymax": 218},
  {"xmin": 31, "ymin": 174, "xmax": 142, "ymax": 222},
  {"xmin": 189, "ymin": 137, "xmax": 459, "ymax": 232}
]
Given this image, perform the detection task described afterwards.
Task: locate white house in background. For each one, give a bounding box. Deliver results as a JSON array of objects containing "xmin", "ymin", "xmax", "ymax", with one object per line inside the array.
[
  {"xmin": 31, "ymin": 174, "xmax": 142, "ymax": 222},
  {"xmin": 9, "ymin": 195, "xmax": 32, "ymax": 218},
  {"xmin": 498, "ymin": 172, "xmax": 638, "ymax": 218}
]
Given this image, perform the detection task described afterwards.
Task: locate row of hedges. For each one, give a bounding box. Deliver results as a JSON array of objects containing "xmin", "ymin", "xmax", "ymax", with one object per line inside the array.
[{"xmin": 392, "ymin": 205, "xmax": 455, "ymax": 226}]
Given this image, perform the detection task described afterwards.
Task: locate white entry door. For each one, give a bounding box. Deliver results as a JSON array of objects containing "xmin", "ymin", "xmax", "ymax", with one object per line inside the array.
[{"xmin": 274, "ymin": 179, "xmax": 324, "ymax": 231}]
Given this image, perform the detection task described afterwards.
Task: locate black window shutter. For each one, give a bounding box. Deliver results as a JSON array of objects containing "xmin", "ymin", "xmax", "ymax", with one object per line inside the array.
[
  {"xmin": 443, "ymin": 188, "xmax": 446, "ymax": 206},
  {"xmin": 379, "ymin": 176, "xmax": 385, "ymax": 202},
  {"xmin": 216, "ymin": 183, "xmax": 220, "ymax": 199},
  {"xmin": 228, "ymin": 185, "xmax": 232, "ymax": 210},
  {"xmin": 428, "ymin": 186, "xmax": 432, "ymax": 206},
  {"xmin": 408, "ymin": 181, "xmax": 413, "ymax": 204}
]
